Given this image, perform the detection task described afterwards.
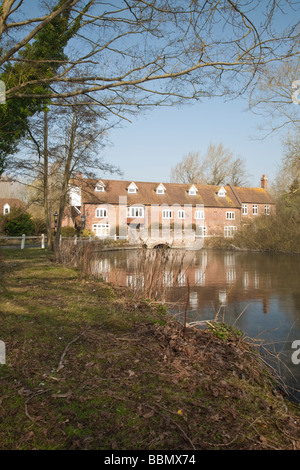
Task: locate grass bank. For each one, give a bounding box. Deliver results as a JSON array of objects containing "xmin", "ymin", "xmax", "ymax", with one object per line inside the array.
[{"xmin": 0, "ymin": 248, "xmax": 300, "ymax": 450}]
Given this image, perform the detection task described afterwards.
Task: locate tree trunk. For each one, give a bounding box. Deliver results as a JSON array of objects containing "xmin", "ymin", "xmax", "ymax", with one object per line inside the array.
[
  {"xmin": 43, "ymin": 109, "xmax": 53, "ymax": 250},
  {"xmin": 54, "ymin": 110, "xmax": 77, "ymax": 252}
]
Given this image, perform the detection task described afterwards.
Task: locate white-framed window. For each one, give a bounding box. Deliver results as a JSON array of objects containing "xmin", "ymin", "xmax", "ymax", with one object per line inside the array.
[
  {"xmin": 265, "ymin": 204, "xmax": 270, "ymax": 215},
  {"xmin": 127, "ymin": 182, "xmax": 138, "ymax": 193},
  {"xmin": 96, "ymin": 207, "xmax": 107, "ymax": 218},
  {"xmin": 188, "ymin": 185, "xmax": 198, "ymax": 196},
  {"xmin": 162, "ymin": 210, "xmax": 173, "ymax": 219},
  {"xmin": 95, "ymin": 180, "xmax": 105, "ymax": 192},
  {"xmin": 253, "ymin": 204, "xmax": 258, "ymax": 215},
  {"xmin": 155, "ymin": 183, "xmax": 166, "ymax": 194},
  {"xmin": 217, "ymin": 186, "xmax": 226, "ymax": 197},
  {"xmin": 194, "ymin": 210, "xmax": 204, "ymax": 220},
  {"xmin": 226, "ymin": 211, "xmax": 235, "ymax": 220},
  {"xmin": 3, "ymin": 203, "xmax": 10, "ymax": 215},
  {"xmin": 92, "ymin": 223, "xmax": 110, "ymax": 237},
  {"xmin": 178, "ymin": 210, "xmax": 185, "ymax": 219},
  {"xmin": 127, "ymin": 206, "xmax": 144, "ymax": 218},
  {"xmin": 224, "ymin": 226, "xmax": 237, "ymax": 238},
  {"xmin": 242, "ymin": 204, "xmax": 248, "ymax": 215}
]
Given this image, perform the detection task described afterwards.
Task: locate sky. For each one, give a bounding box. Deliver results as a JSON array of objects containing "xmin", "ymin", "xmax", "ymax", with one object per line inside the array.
[
  {"xmin": 100, "ymin": 94, "xmax": 287, "ymax": 188},
  {"xmin": 8, "ymin": 1, "xmax": 299, "ymax": 190}
]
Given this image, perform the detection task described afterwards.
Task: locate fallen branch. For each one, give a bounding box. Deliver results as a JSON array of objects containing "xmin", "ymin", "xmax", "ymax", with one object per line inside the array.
[
  {"xmin": 57, "ymin": 335, "xmax": 82, "ymax": 372},
  {"xmin": 24, "ymin": 389, "xmax": 50, "ymax": 422}
]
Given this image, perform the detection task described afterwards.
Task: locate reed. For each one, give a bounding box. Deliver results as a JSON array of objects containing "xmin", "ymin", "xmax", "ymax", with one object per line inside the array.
[
  {"xmin": 127, "ymin": 247, "xmax": 188, "ymax": 302},
  {"xmin": 55, "ymin": 238, "xmax": 106, "ymax": 276}
]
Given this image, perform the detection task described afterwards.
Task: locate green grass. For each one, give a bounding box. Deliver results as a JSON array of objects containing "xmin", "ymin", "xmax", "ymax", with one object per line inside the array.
[{"xmin": 0, "ymin": 248, "xmax": 300, "ymax": 450}]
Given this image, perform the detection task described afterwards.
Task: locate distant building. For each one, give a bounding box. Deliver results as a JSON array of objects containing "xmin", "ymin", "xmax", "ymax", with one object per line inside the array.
[
  {"xmin": 0, "ymin": 198, "xmax": 26, "ymax": 216},
  {"xmin": 65, "ymin": 174, "xmax": 275, "ymax": 244}
]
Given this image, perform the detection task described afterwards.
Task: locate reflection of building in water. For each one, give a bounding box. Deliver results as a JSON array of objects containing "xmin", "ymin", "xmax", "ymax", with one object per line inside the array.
[
  {"xmin": 219, "ymin": 290, "xmax": 227, "ymax": 306},
  {"xmin": 163, "ymin": 272, "xmax": 174, "ymax": 287},
  {"xmin": 195, "ymin": 268, "xmax": 205, "ymax": 285},
  {"xmin": 263, "ymin": 295, "xmax": 270, "ymax": 314},
  {"xmin": 224, "ymin": 252, "xmax": 236, "ymax": 267},
  {"xmin": 243, "ymin": 272, "xmax": 249, "ymax": 289},
  {"xmin": 226, "ymin": 268, "xmax": 236, "ymax": 284},
  {"xmin": 92, "ymin": 249, "xmax": 276, "ymax": 313},
  {"xmin": 91, "ymin": 258, "xmax": 111, "ymax": 274},
  {"xmin": 127, "ymin": 274, "xmax": 144, "ymax": 288},
  {"xmin": 189, "ymin": 292, "xmax": 198, "ymax": 309}
]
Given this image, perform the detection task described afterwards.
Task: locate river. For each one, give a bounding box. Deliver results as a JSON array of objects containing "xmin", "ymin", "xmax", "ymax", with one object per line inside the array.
[{"xmin": 90, "ymin": 247, "xmax": 300, "ymax": 402}]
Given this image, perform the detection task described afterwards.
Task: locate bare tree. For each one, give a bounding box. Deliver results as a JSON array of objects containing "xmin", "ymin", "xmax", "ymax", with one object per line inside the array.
[
  {"xmin": 170, "ymin": 143, "xmax": 249, "ymax": 186},
  {"xmin": 203, "ymin": 143, "xmax": 234, "ymax": 186},
  {"xmin": 2, "ymin": 1, "xmax": 299, "ymax": 108},
  {"xmin": 11, "ymin": 97, "xmax": 119, "ymax": 248},
  {"xmin": 228, "ymin": 157, "xmax": 251, "ymax": 187},
  {"xmin": 249, "ymin": 59, "xmax": 300, "ymax": 137},
  {"xmin": 274, "ymin": 131, "xmax": 300, "ymax": 195},
  {"xmin": 170, "ymin": 151, "xmax": 206, "ymax": 184}
]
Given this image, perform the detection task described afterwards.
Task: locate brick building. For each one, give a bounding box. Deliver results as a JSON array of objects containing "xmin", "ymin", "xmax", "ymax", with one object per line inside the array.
[{"xmin": 66, "ymin": 174, "xmax": 275, "ymax": 241}]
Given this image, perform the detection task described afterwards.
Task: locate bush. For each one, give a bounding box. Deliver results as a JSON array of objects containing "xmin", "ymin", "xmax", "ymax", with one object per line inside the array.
[
  {"xmin": 232, "ymin": 209, "xmax": 300, "ymax": 253},
  {"xmin": 81, "ymin": 229, "xmax": 95, "ymax": 237},
  {"xmin": 32, "ymin": 217, "xmax": 47, "ymax": 235},
  {"xmin": 61, "ymin": 226, "xmax": 77, "ymax": 237},
  {"xmin": 3, "ymin": 210, "xmax": 35, "ymax": 236}
]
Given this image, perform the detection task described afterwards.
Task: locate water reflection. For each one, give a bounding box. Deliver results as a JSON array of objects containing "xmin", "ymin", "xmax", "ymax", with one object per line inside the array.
[{"xmin": 91, "ymin": 248, "xmax": 300, "ymax": 401}]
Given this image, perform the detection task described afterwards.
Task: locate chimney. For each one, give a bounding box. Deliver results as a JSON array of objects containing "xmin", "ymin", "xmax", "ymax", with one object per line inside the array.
[
  {"xmin": 76, "ymin": 172, "xmax": 82, "ymax": 178},
  {"xmin": 261, "ymin": 174, "xmax": 268, "ymax": 190}
]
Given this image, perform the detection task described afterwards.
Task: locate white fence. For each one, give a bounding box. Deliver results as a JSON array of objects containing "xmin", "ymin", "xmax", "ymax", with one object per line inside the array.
[
  {"xmin": 0, "ymin": 234, "xmax": 46, "ymax": 249},
  {"xmin": 62, "ymin": 235, "xmax": 128, "ymax": 246},
  {"xmin": 0, "ymin": 233, "xmax": 129, "ymax": 249}
]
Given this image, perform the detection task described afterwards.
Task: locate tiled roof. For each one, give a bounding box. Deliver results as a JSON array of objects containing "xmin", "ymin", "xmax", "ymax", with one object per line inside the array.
[
  {"xmin": 0, "ymin": 198, "xmax": 26, "ymax": 214},
  {"xmin": 73, "ymin": 178, "xmax": 275, "ymax": 208},
  {"xmin": 233, "ymin": 187, "xmax": 275, "ymax": 204}
]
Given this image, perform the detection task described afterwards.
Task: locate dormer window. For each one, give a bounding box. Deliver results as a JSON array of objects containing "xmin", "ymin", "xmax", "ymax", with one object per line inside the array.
[
  {"xmin": 188, "ymin": 185, "xmax": 198, "ymax": 196},
  {"xmin": 3, "ymin": 203, "xmax": 10, "ymax": 215},
  {"xmin": 95, "ymin": 180, "xmax": 105, "ymax": 192},
  {"xmin": 217, "ymin": 186, "xmax": 226, "ymax": 198},
  {"xmin": 155, "ymin": 183, "xmax": 166, "ymax": 195},
  {"xmin": 127, "ymin": 182, "xmax": 138, "ymax": 193}
]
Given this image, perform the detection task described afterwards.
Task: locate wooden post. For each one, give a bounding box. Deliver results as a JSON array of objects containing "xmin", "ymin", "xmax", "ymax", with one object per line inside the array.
[
  {"xmin": 41, "ymin": 233, "xmax": 45, "ymax": 249},
  {"xmin": 0, "ymin": 340, "xmax": 5, "ymax": 365},
  {"xmin": 21, "ymin": 234, "xmax": 25, "ymax": 249}
]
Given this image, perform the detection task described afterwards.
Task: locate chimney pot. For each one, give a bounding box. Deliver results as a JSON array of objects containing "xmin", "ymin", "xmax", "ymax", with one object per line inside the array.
[{"xmin": 261, "ymin": 174, "xmax": 268, "ymax": 190}]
